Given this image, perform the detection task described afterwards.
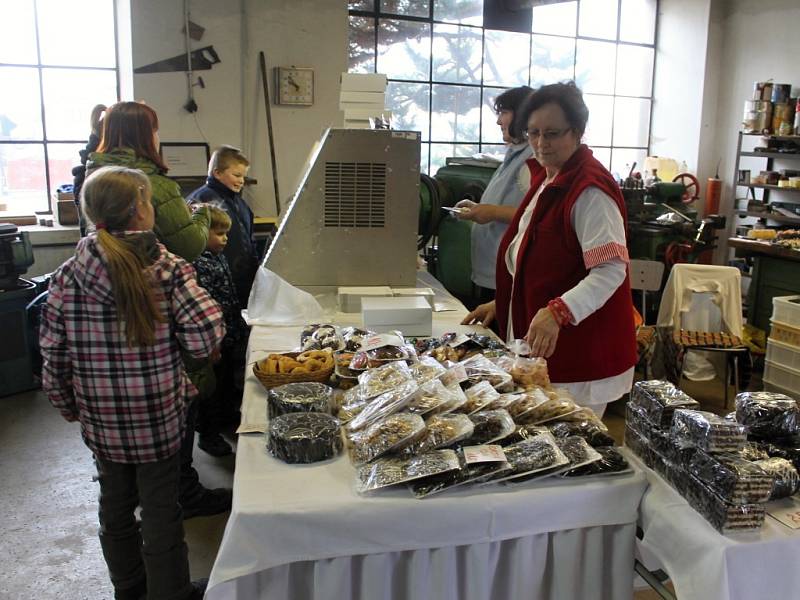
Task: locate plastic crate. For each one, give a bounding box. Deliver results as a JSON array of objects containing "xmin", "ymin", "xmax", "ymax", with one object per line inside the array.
[
  {"xmin": 763, "ymin": 379, "xmax": 799, "ymax": 401},
  {"xmin": 763, "ymin": 360, "xmax": 800, "ymax": 395},
  {"xmin": 769, "ymin": 320, "xmax": 800, "ymax": 348},
  {"xmin": 772, "ymin": 295, "xmax": 800, "ymax": 327},
  {"xmin": 766, "ymin": 339, "xmax": 800, "ymax": 371}
]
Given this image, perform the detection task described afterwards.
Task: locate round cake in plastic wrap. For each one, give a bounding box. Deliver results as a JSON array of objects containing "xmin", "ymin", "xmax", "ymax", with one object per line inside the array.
[
  {"xmin": 267, "ymin": 382, "xmax": 333, "ymax": 419},
  {"xmin": 267, "ymin": 412, "xmax": 342, "ymax": 464}
]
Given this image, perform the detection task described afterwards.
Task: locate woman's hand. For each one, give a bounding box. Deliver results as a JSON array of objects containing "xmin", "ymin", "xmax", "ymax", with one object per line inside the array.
[
  {"xmin": 462, "ymin": 300, "xmax": 496, "ymax": 328},
  {"xmin": 525, "ymin": 307, "xmax": 560, "ymax": 358},
  {"xmin": 454, "ymin": 199, "xmax": 496, "ymax": 224}
]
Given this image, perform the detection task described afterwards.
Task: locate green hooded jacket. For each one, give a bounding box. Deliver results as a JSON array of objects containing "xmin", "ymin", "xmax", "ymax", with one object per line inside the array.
[{"xmin": 86, "ymin": 148, "xmax": 211, "ymax": 262}]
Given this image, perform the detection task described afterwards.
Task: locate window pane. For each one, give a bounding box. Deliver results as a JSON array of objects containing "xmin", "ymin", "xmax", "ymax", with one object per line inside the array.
[
  {"xmin": 349, "ymin": 16, "xmax": 376, "ymax": 73},
  {"xmin": 613, "ymin": 97, "xmax": 650, "ymax": 146},
  {"xmin": 386, "ymin": 81, "xmax": 430, "ymax": 140},
  {"xmin": 38, "ymin": 0, "xmax": 116, "ymax": 67},
  {"xmin": 429, "ymin": 143, "xmax": 455, "ymax": 174},
  {"xmin": 531, "ymin": 35, "xmax": 575, "ymax": 88},
  {"xmin": 0, "ymin": 67, "xmax": 43, "ymax": 140},
  {"xmin": 420, "ymin": 142, "xmax": 430, "ymax": 175},
  {"xmin": 455, "ymin": 143, "xmax": 479, "ymax": 157},
  {"xmin": 578, "ymin": 0, "xmax": 618, "ymax": 41},
  {"xmin": 381, "ymin": 0, "xmax": 430, "ymax": 18},
  {"xmin": 480, "ymin": 143, "xmax": 505, "ymax": 156},
  {"xmin": 0, "ymin": 0, "xmax": 38, "ymax": 64},
  {"xmin": 610, "ymin": 147, "xmax": 646, "ymax": 181},
  {"xmin": 615, "ymin": 45, "xmax": 653, "ymax": 97},
  {"xmin": 481, "ymin": 88, "xmax": 504, "ymax": 144},
  {"xmin": 590, "ymin": 146, "xmax": 611, "ymax": 170},
  {"xmin": 532, "ymin": 1, "xmax": 577, "ymax": 37},
  {"xmin": 620, "ymin": 0, "xmax": 656, "ymax": 44},
  {"xmin": 575, "ymin": 40, "xmax": 616, "ymax": 94},
  {"xmin": 434, "ymin": 0, "xmax": 483, "ymax": 25},
  {"xmin": 431, "ymin": 84, "xmax": 481, "ymax": 142},
  {"xmin": 432, "ymin": 24, "xmax": 482, "ymax": 84},
  {"xmin": 583, "ymin": 93, "xmax": 613, "ymax": 146},
  {"xmin": 349, "ymin": 0, "xmax": 374, "ymax": 9},
  {"xmin": 378, "ymin": 19, "xmax": 431, "ymax": 81},
  {"xmin": 43, "ymin": 69, "xmax": 117, "ymax": 140},
  {"xmin": 48, "ymin": 142, "xmax": 84, "ymax": 190},
  {"xmin": 0, "ymin": 143, "xmax": 48, "ymax": 214},
  {"xmin": 483, "ymin": 30, "xmax": 530, "ymax": 87}
]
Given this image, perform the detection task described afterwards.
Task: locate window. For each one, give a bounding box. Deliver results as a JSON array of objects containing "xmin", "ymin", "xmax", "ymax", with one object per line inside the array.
[
  {"xmin": 348, "ymin": 0, "xmax": 657, "ymax": 177},
  {"xmin": 0, "ymin": 0, "xmax": 120, "ymax": 216}
]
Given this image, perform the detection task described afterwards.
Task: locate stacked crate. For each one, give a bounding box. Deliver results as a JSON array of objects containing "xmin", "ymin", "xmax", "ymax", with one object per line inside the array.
[{"xmin": 764, "ymin": 296, "xmax": 800, "ymax": 399}]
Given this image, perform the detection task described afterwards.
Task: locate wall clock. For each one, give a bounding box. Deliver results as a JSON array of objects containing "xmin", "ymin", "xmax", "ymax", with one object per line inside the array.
[{"xmin": 274, "ymin": 66, "xmax": 314, "ymax": 106}]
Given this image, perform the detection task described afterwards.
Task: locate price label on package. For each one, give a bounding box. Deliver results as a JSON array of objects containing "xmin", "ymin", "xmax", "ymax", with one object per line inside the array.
[
  {"xmin": 463, "ymin": 444, "xmax": 507, "ymax": 464},
  {"xmin": 361, "ymin": 333, "xmax": 404, "ymax": 352},
  {"xmin": 767, "ymin": 497, "xmax": 800, "ymax": 530}
]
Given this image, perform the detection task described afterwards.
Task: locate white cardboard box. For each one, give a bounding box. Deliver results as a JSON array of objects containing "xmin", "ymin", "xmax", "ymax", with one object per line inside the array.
[
  {"xmin": 340, "ymin": 72, "xmax": 387, "ymax": 92},
  {"xmin": 391, "ymin": 287, "xmax": 435, "ymax": 308},
  {"xmin": 362, "ymin": 296, "xmax": 432, "ymax": 336},
  {"xmin": 338, "ymin": 286, "xmax": 394, "ymax": 313}
]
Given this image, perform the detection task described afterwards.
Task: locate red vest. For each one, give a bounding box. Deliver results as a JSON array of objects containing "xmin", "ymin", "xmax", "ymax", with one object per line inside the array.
[{"xmin": 494, "ymin": 145, "xmax": 637, "ymax": 383}]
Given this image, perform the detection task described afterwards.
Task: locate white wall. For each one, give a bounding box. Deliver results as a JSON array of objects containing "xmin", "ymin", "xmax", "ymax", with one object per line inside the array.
[{"xmin": 130, "ymin": 0, "xmax": 346, "ymax": 218}]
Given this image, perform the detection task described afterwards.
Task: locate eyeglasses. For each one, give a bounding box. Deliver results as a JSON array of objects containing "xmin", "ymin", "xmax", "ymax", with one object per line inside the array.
[{"xmin": 523, "ymin": 127, "xmax": 573, "ymax": 141}]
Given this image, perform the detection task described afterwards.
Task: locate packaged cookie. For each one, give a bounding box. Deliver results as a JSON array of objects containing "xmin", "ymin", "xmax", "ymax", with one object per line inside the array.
[
  {"xmin": 411, "ymin": 447, "xmax": 511, "ymax": 497},
  {"xmin": 489, "ymin": 431, "xmax": 569, "ymax": 482},
  {"xmin": 300, "ymin": 323, "xmax": 343, "ymax": 352},
  {"xmin": 332, "ymin": 352, "xmax": 359, "ymax": 390},
  {"xmin": 500, "ymin": 424, "xmax": 550, "ymax": 446},
  {"xmin": 267, "ymin": 382, "xmax": 333, "ymax": 419},
  {"xmin": 399, "ymin": 413, "xmax": 475, "ymax": 457},
  {"xmin": 407, "ymin": 379, "xmax": 461, "ymax": 416},
  {"xmin": 630, "ymin": 380, "xmax": 699, "ymax": 429},
  {"xmin": 411, "ymin": 356, "xmax": 447, "ymax": 385},
  {"xmin": 506, "ymin": 387, "xmax": 550, "ymax": 422},
  {"xmin": 350, "ymin": 360, "xmax": 413, "ymax": 401},
  {"xmin": 340, "ymin": 327, "xmax": 374, "ymax": 352},
  {"xmin": 355, "ymin": 449, "xmax": 460, "ymax": 493},
  {"xmin": 509, "ymin": 356, "xmax": 550, "ymax": 389},
  {"xmin": 734, "ymin": 391, "xmax": 800, "ymax": 440},
  {"xmin": 624, "ymin": 425, "xmax": 655, "ymax": 468},
  {"xmin": 547, "ymin": 420, "xmax": 616, "ymax": 448},
  {"xmin": 553, "ymin": 436, "xmax": 602, "ymax": 473},
  {"xmin": 563, "ymin": 446, "xmax": 631, "ymax": 477},
  {"xmin": 671, "ymin": 409, "xmax": 746, "ymax": 453},
  {"xmin": 681, "ymin": 472, "xmax": 766, "ymax": 532},
  {"xmin": 350, "ymin": 413, "xmax": 426, "ymax": 464},
  {"xmin": 462, "ymin": 380, "xmax": 501, "ymax": 414},
  {"xmin": 516, "ymin": 390, "xmax": 580, "ymax": 425},
  {"xmin": 267, "ymin": 412, "xmax": 342, "ymax": 464},
  {"xmin": 625, "ymin": 401, "xmax": 654, "ymax": 440},
  {"xmin": 347, "ymin": 379, "xmax": 419, "ymax": 432},
  {"xmin": 752, "ymin": 457, "xmax": 800, "ymax": 500},
  {"xmin": 465, "ymin": 409, "xmax": 516, "ymax": 445},
  {"xmin": 688, "ymin": 451, "xmax": 774, "ymax": 504},
  {"xmin": 460, "ymin": 354, "xmax": 514, "ymax": 391}
]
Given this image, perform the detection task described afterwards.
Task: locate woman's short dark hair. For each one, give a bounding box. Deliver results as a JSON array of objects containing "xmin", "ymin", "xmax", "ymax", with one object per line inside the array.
[
  {"xmin": 514, "ymin": 81, "xmax": 590, "ymax": 139},
  {"xmin": 493, "ymin": 86, "xmax": 533, "ymax": 142}
]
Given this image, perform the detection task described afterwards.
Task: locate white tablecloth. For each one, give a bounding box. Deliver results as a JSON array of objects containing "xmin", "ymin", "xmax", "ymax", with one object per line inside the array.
[
  {"xmin": 206, "ymin": 279, "xmax": 648, "ymax": 599},
  {"xmin": 631, "ymin": 452, "xmax": 800, "ymax": 600}
]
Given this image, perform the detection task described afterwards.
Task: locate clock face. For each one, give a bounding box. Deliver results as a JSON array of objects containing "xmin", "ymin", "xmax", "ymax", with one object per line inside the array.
[{"xmin": 276, "ymin": 67, "xmax": 314, "ymax": 106}]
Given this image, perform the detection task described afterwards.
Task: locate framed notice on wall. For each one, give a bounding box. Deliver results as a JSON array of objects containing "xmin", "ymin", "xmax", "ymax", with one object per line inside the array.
[{"xmin": 159, "ymin": 142, "xmax": 210, "ymax": 177}]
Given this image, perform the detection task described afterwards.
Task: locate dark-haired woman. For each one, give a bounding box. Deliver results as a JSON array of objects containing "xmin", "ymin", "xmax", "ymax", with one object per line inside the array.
[
  {"xmin": 463, "ymin": 82, "xmax": 636, "ymax": 417},
  {"xmin": 87, "ymin": 101, "xmax": 211, "ymax": 262},
  {"xmin": 455, "ymin": 86, "xmax": 534, "ymax": 306}
]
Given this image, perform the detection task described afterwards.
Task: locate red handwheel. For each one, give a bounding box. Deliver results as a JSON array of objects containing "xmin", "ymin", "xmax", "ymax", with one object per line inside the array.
[{"xmin": 673, "ymin": 172, "xmax": 700, "ymax": 204}]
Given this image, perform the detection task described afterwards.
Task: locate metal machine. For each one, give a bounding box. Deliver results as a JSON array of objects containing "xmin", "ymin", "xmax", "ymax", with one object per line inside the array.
[{"xmin": 264, "ymin": 128, "xmax": 421, "ymax": 291}]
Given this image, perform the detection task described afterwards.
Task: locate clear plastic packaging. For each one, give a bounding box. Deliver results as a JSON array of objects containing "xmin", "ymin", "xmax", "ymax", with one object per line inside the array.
[
  {"xmin": 516, "ymin": 391, "xmax": 580, "ymax": 425},
  {"xmin": 300, "ymin": 323, "xmax": 344, "ymax": 352},
  {"xmin": 688, "ymin": 451, "xmax": 774, "ymax": 504},
  {"xmin": 757, "ymin": 440, "xmax": 800, "ymax": 471},
  {"xmin": 399, "ymin": 413, "xmax": 474, "ymax": 457},
  {"xmin": 406, "ymin": 379, "xmax": 462, "ymax": 416},
  {"xmin": 267, "ymin": 382, "xmax": 333, "ymax": 419},
  {"xmin": 625, "ymin": 425, "xmax": 655, "ymax": 468},
  {"xmin": 438, "ymin": 382, "xmax": 468, "ymax": 414},
  {"xmin": 500, "ymin": 424, "xmax": 550, "ymax": 446},
  {"xmin": 681, "ymin": 472, "xmax": 766, "ymax": 532},
  {"xmin": 625, "ymin": 401, "xmax": 654, "ymax": 440},
  {"xmin": 463, "ymin": 380, "xmax": 501, "ymax": 414},
  {"xmin": 547, "ymin": 420, "xmax": 616, "ymax": 447},
  {"xmin": 490, "ymin": 431, "xmax": 569, "ymax": 482},
  {"xmin": 355, "ymin": 449, "xmax": 460, "ymax": 493},
  {"xmin": 630, "ymin": 380, "xmax": 700, "ymax": 429},
  {"xmin": 509, "ymin": 356, "xmax": 550, "ymax": 389},
  {"xmin": 347, "ymin": 379, "xmax": 419, "ymax": 432},
  {"xmin": 344, "ymin": 360, "xmax": 413, "ymax": 405},
  {"xmin": 554, "ymin": 436, "xmax": 602, "ymax": 471},
  {"xmin": 350, "ymin": 413, "xmax": 426, "ymax": 465},
  {"xmin": 267, "ymin": 412, "xmax": 342, "ymax": 464},
  {"xmin": 332, "ymin": 352, "xmax": 359, "ymax": 390},
  {"xmin": 738, "ymin": 442, "xmax": 770, "ymax": 463},
  {"xmin": 557, "ymin": 407, "xmax": 610, "ymax": 432},
  {"xmin": 505, "ymin": 388, "xmax": 549, "ymax": 421},
  {"xmin": 410, "ymin": 356, "xmax": 447, "ymax": 385},
  {"xmin": 411, "ymin": 449, "xmax": 512, "ymax": 497},
  {"xmin": 650, "ymin": 427, "xmax": 698, "ymax": 468},
  {"xmin": 466, "ymin": 409, "xmax": 516, "ymax": 445},
  {"xmin": 340, "ymin": 326, "xmax": 374, "ymax": 352},
  {"xmin": 734, "ymin": 391, "xmax": 800, "ymax": 440},
  {"xmin": 671, "ymin": 409, "xmax": 747, "ymax": 453},
  {"xmin": 563, "ymin": 446, "xmax": 631, "ymax": 477},
  {"xmin": 752, "ymin": 457, "xmax": 800, "ymax": 499},
  {"xmin": 460, "ymin": 354, "xmax": 514, "ymax": 391}
]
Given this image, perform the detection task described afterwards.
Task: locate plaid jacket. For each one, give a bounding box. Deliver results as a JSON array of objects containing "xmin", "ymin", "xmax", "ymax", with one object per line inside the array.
[{"xmin": 40, "ymin": 233, "xmax": 225, "ymax": 463}]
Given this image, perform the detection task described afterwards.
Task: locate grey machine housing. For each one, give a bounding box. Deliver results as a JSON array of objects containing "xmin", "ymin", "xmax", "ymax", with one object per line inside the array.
[{"xmin": 264, "ymin": 128, "xmax": 421, "ymax": 292}]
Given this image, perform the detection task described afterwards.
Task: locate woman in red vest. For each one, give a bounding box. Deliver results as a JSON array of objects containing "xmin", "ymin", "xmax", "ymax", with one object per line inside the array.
[{"xmin": 463, "ymin": 82, "xmax": 637, "ymax": 417}]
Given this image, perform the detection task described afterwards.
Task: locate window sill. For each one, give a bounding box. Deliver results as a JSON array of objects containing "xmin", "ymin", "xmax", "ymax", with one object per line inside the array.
[{"xmin": 18, "ymin": 222, "xmax": 81, "ymax": 246}]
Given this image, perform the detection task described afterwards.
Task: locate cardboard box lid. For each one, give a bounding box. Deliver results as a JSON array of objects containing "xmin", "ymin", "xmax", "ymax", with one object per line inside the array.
[{"xmin": 362, "ymin": 296, "xmax": 432, "ymax": 326}]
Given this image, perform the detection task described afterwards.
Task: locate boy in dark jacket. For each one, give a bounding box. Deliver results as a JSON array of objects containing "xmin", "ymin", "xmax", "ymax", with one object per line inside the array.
[
  {"xmin": 191, "ymin": 206, "xmax": 249, "ymax": 456},
  {"xmin": 187, "ymin": 145, "xmax": 259, "ymax": 308}
]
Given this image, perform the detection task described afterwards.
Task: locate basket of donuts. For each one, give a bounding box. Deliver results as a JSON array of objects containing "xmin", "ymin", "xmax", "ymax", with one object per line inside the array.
[{"xmin": 253, "ymin": 349, "xmax": 335, "ymax": 389}]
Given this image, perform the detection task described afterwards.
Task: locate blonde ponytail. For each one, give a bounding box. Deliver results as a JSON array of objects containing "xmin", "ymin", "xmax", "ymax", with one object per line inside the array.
[{"xmin": 81, "ymin": 166, "xmax": 165, "ymax": 346}]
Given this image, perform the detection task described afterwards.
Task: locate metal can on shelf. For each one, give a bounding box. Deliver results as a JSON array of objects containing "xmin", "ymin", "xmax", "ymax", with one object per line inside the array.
[
  {"xmin": 772, "ymin": 102, "xmax": 795, "ymax": 136},
  {"xmin": 742, "ymin": 100, "xmax": 772, "ymax": 133}
]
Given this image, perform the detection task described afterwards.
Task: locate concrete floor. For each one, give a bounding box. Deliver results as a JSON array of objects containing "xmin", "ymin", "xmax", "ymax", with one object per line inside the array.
[{"xmin": 0, "ymin": 388, "xmax": 234, "ymax": 600}]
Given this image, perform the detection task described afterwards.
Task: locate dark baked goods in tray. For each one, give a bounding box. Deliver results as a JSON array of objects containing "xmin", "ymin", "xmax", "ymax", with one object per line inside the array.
[
  {"xmin": 355, "ymin": 449, "xmax": 460, "ymax": 493},
  {"xmin": 411, "ymin": 450, "xmax": 512, "ymax": 497},
  {"xmin": 752, "ymin": 457, "xmax": 800, "ymax": 500},
  {"xmin": 268, "ymin": 382, "xmax": 333, "ymax": 419},
  {"xmin": 688, "ymin": 451, "xmax": 774, "ymax": 504},
  {"xmin": 494, "ymin": 433, "xmax": 568, "ymax": 480},
  {"xmin": 671, "ymin": 409, "xmax": 746, "ymax": 453},
  {"xmin": 465, "ymin": 409, "xmax": 516, "ymax": 445},
  {"xmin": 267, "ymin": 412, "xmax": 342, "ymax": 464},
  {"xmin": 735, "ymin": 391, "xmax": 800, "ymax": 440},
  {"xmin": 564, "ymin": 446, "xmax": 630, "ymax": 477},
  {"xmin": 548, "ymin": 420, "xmax": 616, "ymax": 447},
  {"xmin": 630, "ymin": 380, "xmax": 699, "ymax": 429}
]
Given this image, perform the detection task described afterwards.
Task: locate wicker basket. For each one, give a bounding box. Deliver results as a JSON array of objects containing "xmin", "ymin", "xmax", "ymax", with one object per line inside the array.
[{"xmin": 252, "ymin": 351, "xmax": 335, "ymax": 389}]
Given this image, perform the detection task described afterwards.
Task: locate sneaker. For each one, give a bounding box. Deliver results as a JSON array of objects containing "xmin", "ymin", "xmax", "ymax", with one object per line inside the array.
[
  {"xmin": 181, "ymin": 487, "xmax": 232, "ymax": 519},
  {"xmin": 185, "ymin": 578, "xmax": 208, "ymax": 599},
  {"xmin": 198, "ymin": 433, "xmax": 233, "ymax": 457}
]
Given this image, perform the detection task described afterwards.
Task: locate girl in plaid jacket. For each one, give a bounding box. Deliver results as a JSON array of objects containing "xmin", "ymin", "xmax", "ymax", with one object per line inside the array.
[{"xmin": 40, "ymin": 166, "xmax": 225, "ymax": 600}]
